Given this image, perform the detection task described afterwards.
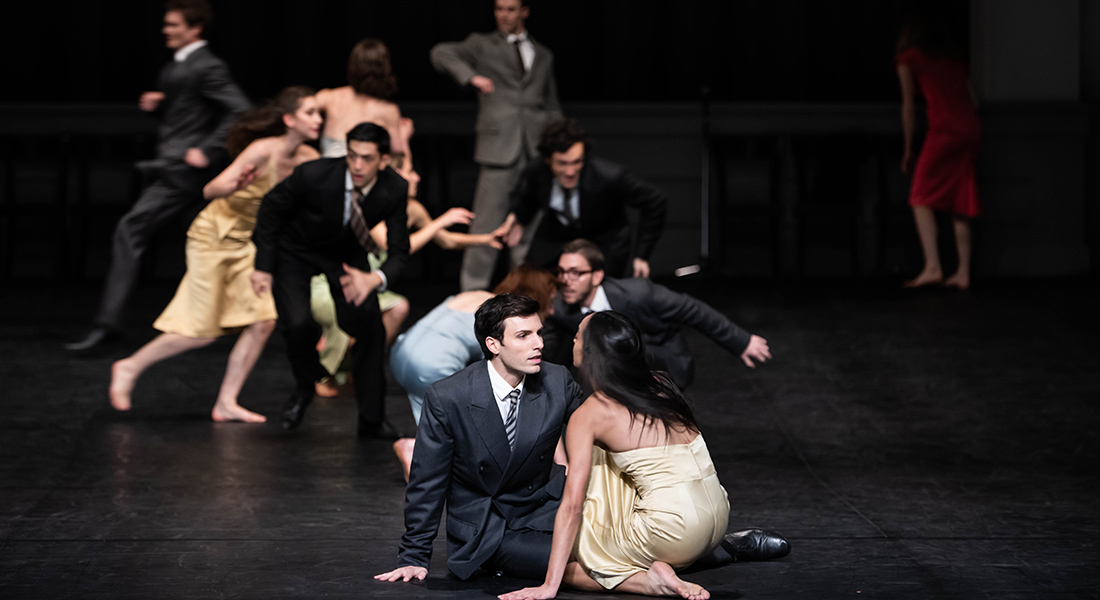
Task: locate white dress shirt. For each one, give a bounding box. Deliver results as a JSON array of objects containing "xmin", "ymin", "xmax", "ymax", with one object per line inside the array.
[
  {"xmin": 487, "ymin": 361, "xmax": 525, "ymax": 423},
  {"xmin": 548, "ymin": 180, "xmax": 580, "ymax": 226},
  {"xmin": 581, "ymin": 285, "xmax": 613, "ymax": 314}
]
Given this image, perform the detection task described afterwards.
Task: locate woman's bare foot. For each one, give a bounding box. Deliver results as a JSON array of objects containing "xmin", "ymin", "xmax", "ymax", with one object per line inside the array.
[
  {"xmin": 211, "ymin": 402, "xmax": 267, "ymax": 423},
  {"xmin": 943, "ymin": 271, "xmax": 970, "ymax": 290},
  {"xmin": 903, "ymin": 266, "xmax": 943, "ymax": 288},
  {"xmin": 315, "ymin": 377, "xmax": 340, "ymax": 398},
  {"xmin": 109, "ymin": 359, "xmax": 138, "ymax": 411},
  {"xmin": 393, "ymin": 438, "xmax": 415, "ymax": 482},
  {"xmin": 644, "ymin": 561, "xmax": 709, "ymax": 599}
]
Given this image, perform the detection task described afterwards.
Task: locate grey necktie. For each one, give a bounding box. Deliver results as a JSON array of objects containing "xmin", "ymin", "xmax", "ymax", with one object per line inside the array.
[{"xmin": 504, "ymin": 388, "xmax": 521, "ymax": 450}]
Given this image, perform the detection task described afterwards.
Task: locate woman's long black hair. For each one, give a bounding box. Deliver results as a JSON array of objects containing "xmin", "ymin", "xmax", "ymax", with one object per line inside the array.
[{"xmin": 581, "ymin": 311, "xmax": 697, "ymax": 436}]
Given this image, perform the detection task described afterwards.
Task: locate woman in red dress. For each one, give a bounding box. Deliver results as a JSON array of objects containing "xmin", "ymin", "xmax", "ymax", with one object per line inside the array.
[{"xmin": 896, "ymin": 19, "xmax": 981, "ymax": 289}]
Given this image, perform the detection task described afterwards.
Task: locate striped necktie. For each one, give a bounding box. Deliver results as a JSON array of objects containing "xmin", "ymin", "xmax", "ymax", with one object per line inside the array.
[
  {"xmin": 348, "ymin": 188, "xmax": 377, "ymax": 254},
  {"xmin": 504, "ymin": 388, "xmax": 521, "ymax": 450}
]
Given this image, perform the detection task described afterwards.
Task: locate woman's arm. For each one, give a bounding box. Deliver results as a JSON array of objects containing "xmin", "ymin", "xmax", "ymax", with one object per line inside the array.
[
  {"xmin": 202, "ymin": 140, "xmax": 270, "ymax": 200},
  {"xmin": 896, "ymin": 64, "xmax": 918, "ymax": 176},
  {"xmin": 500, "ymin": 402, "xmax": 598, "ymax": 600}
]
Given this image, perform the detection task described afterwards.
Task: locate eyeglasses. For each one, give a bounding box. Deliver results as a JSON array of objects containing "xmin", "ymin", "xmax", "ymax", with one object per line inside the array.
[{"xmin": 556, "ymin": 268, "xmax": 593, "ymax": 281}]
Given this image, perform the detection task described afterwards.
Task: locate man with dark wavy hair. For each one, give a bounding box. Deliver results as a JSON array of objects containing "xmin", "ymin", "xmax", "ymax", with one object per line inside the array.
[
  {"xmin": 67, "ymin": 0, "xmax": 249, "ymax": 352},
  {"xmin": 495, "ymin": 119, "xmax": 668, "ymax": 279}
]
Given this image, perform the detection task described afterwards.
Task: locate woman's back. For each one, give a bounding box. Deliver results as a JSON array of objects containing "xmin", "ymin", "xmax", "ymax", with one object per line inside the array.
[
  {"xmin": 585, "ymin": 392, "xmax": 699, "ymax": 454},
  {"xmin": 315, "ymin": 87, "xmax": 404, "ymax": 157}
]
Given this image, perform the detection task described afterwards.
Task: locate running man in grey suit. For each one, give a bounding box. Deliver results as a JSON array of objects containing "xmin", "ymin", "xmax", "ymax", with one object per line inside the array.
[
  {"xmin": 375, "ymin": 293, "xmax": 584, "ymax": 582},
  {"xmin": 68, "ymin": 0, "xmax": 249, "ymax": 352},
  {"xmin": 430, "ymin": 0, "xmax": 562, "ymax": 291}
]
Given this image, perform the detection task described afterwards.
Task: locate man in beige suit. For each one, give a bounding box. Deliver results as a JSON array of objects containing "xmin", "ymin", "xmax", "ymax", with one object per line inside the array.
[{"xmin": 430, "ymin": 0, "xmax": 562, "ymax": 291}]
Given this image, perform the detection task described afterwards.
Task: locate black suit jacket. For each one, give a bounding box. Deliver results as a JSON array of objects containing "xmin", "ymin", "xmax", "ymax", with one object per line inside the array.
[
  {"xmin": 510, "ymin": 155, "xmax": 667, "ymax": 270},
  {"xmin": 253, "ymin": 158, "xmax": 409, "ymax": 282},
  {"xmin": 155, "ymin": 45, "xmax": 250, "ymax": 163},
  {"xmin": 398, "ymin": 361, "xmax": 584, "ymax": 580},
  {"xmin": 549, "ymin": 278, "xmax": 751, "ymax": 388}
]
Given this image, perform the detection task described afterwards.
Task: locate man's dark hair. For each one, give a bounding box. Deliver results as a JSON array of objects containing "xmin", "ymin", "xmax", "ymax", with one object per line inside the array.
[
  {"xmin": 346, "ymin": 122, "xmax": 391, "ymax": 155},
  {"xmin": 561, "ymin": 239, "xmax": 605, "ymax": 273},
  {"xmin": 537, "ymin": 118, "xmax": 588, "ymax": 158},
  {"xmin": 165, "ymin": 0, "xmax": 213, "ymax": 32},
  {"xmin": 474, "ymin": 293, "xmax": 541, "ymax": 359}
]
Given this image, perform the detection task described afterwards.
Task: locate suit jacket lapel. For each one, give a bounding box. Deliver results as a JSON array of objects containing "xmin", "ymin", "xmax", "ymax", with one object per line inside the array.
[
  {"xmin": 468, "ymin": 367, "xmax": 511, "ymax": 472},
  {"xmin": 502, "ymin": 373, "xmax": 548, "ymax": 482}
]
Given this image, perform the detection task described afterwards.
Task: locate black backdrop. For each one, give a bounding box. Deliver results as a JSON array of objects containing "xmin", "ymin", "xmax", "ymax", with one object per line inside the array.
[{"xmin": 4, "ymin": 0, "xmax": 967, "ymax": 106}]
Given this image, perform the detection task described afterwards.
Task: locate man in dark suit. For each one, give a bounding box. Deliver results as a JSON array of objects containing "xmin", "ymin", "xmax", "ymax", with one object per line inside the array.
[
  {"xmin": 375, "ymin": 293, "xmax": 584, "ymax": 582},
  {"xmin": 67, "ymin": 0, "xmax": 250, "ymax": 351},
  {"xmin": 430, "ymin": 0, "xmax": 562, "ymax": 291},
  {"xmin": 251, "ymin": 123, "xmax": 409, "ymax": 437},
  {"xmin": 548, "ymin": 240, "xmax": 773, "ymax": 389},
  {"xmin": 497, "ymin": 119, "xmax": 668, "ymax": 278}
]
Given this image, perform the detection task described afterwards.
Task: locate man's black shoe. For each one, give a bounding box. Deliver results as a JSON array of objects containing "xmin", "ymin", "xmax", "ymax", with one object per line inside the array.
[
  {"xmin": 65, "ymin": 327, "xmax": 120, "ymax": 353},
  {"xmin": 721, "ymin": 528, "xmax": 790, "ymax": 561},
  {"xmin": 281, "ymin": 389, "xmax": 314, "ymax": 430},
  {"xmin": 357, "ymin": 419, "xmax": 403, "ymax": 440}
]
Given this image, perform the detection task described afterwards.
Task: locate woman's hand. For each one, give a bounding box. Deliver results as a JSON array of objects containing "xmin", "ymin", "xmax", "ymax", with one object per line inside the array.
[{"xmin": 498, "ymin": 583, "xmax": 558, "ymax": 600}]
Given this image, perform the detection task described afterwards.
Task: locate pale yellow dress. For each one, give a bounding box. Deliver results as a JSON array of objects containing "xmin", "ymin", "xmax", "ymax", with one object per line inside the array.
[
  {"xmin": 153, "ymin": 156, "xmax": 279, "ymax": 337},
  {"xmin": 574, "ymin": 435, "xmax": 730, "ymax": 589}
]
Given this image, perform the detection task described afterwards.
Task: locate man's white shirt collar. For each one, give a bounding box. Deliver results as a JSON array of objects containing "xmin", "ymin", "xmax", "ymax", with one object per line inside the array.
[
  {"xmin": 582, "ymin": 284, "xmax": 612, "ymax": 314},
  {"xmin": 487, "ymin": 361, "xmax": 525, "ymax": 423},
  {"xmin": 174, "ymin": 40, "xmax": 207, "ymax": 62}
]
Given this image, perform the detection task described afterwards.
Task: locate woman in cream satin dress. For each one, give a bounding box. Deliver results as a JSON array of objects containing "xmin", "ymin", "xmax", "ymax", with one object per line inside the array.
[
  {"xmin": 502, "ymin": 311, "xmax": 728, "ymax": 600},
  {"xmin": 108, "ymin": 87, "xmax": 322, "ymax": 422}
]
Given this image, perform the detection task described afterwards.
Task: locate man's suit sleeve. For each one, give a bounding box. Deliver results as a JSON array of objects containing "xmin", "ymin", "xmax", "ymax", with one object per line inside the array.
[
  {"xmin": 196, "ymin": 57, "xmax": 250, "ymax": 160},
  {"xmin": 378, "ymin": 175, "xmax": 410, "ymax": 284},
  {"xmin": 253, "ymin": 166, "xmax": 303, "ymax": 273},
  {"xmin": 644, "ymin": 280, "xmax": 752, "ymax": 356},
  {"xmin": 398, "ymin": 385, "xmax": 455, "ymax": 568},
  {"xmin": 610, "ymin": 169, "xmax": 667, "ymax": 261},
  {"xmin": 430, "ymin": 34, "xmax": 483, "ymax": 86},
  {"xmin": 543, "ymin": 53, "xmax": 563, "ymax": 119},
  {"xmin": 509, "ymin": 162, "xmax": 544, "ymax": 225}
]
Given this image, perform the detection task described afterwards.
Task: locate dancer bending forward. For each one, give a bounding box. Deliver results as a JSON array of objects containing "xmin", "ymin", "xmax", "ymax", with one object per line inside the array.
[
  {"xmin": 109, "ymin": 87, "xmax": 322, "ymax": 422},
  {"xmin": 502, "ymin": 311, "xmax": 729, "ymax": 600}
]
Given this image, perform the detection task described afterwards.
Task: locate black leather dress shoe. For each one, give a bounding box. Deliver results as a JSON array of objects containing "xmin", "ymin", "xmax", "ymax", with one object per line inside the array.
[
  {"xmin": 64, "ymin": 327, "xmax": 120, "ymax": 353},
  {"xmin": 357, "ymin": 419, "xmax": 403, "ymax": 440},
  {"xmin": 721, "ymin": 528, "xmax": 791, "ymax": 561},
  {"xmin": 281, "ymin": 389, "xmax": 314, "ymax": 431}
]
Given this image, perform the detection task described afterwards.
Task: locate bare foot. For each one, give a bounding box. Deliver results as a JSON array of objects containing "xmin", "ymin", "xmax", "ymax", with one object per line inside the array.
[
  {"xmin": 315, "ymin": 378, "xmax": 339, "ymax": 398},
  {"xmin": 645, "ymin": 561, "xmax": 709, "ymax": 600},
  {"xmin": 211, "ymin": 402, "xmax": 267, "ymax": 423},
  {"xmin": 943, "ymin": 271, "xmax": 970, "ymax": 290},
  {"xmin": 109, "ymin": 359, "xmax": 138, "ymax": 411},
  {"xmin": 393, "ymin": 438, "xmax": 415, "ymax": 482},
  {"xmin": 903, "ymin": 267, "xmax": 943, "ymax": 288}
]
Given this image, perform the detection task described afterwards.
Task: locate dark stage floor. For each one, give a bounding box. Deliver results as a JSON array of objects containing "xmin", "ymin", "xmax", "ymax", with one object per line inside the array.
[{"xmin": 2, "ymin": 277, "xmax": 1098, "ymax": 599}]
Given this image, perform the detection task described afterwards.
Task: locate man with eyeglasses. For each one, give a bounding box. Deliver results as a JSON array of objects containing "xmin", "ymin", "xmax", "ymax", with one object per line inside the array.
[
  {"xmin": 494, "ymin": 119, "xmax": 667, "ymax": 278},
  {"xmin": 547, "ymin": 239, "xmax": 772, "ymax": 389}
]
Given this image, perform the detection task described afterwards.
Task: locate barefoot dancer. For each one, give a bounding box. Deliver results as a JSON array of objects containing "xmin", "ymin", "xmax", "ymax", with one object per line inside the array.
[
  {"xmin": 896, "ymin": 13, "xmax": 981, "ymax": 290},
  {"xmin": 110, "ymin": 87, "xmax": 322, "ymax": 422}
]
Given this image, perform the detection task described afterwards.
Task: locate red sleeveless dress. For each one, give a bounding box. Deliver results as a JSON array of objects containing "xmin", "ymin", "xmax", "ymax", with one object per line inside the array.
[{"xmin": 896, "ymin": 47, "xmax": 982, "ymax": 218}]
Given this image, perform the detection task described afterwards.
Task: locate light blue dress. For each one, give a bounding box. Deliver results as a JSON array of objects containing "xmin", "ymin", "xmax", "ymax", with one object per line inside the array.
[{"xmin": 389, "ymin": 297, "xmax": 482, "ymax": 423}]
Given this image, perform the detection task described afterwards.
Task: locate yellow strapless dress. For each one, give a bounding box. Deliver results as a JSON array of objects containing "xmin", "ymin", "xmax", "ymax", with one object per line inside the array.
[
  {"xmin": 574, "ymin": 435, "xmax": 730, "ymax": 589},
  {"xmin": 153, "ymin": 156, "xmax": 279, "ymax": 337}
]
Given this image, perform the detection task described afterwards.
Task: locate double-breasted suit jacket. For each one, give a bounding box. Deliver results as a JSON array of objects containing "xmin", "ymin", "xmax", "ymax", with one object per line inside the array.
[{"xmin": 398, "ymin": 361, "xmax": 584, "ymax": 580}]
